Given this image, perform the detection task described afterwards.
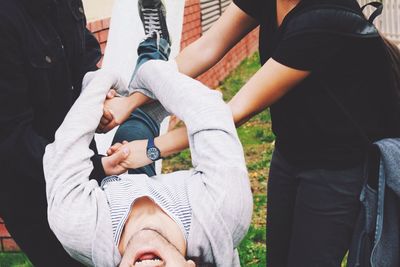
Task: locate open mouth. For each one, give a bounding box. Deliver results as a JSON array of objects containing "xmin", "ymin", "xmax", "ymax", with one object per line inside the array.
[{"xmin": 134, "ymin": 251, "xmax": 164, "ymax": 266}]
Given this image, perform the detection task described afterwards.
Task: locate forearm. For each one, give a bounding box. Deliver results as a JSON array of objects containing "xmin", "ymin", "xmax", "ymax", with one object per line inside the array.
[
  {"xmin": 153, "ymin": 125, "xmax": 189, "ymax": 160},
  {"xmin": 175, "ymin": 38, "xmax": 225, "ymax": 78},
  {"xmin": 176, "ymin": 3, "xmax": 258, "ymax": 78},
  {"xmin": 154, "ymin": 107, "xmax": 243, "ymax": 160},
  {"xmin": 124, "ymin": 92, "xmax": 151, "ymax": 112}
]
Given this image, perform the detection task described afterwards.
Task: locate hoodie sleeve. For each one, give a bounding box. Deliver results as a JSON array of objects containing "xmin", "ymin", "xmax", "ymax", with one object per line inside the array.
[{"xmin": 43, "ymin": 70, "xmax": 120, "ymax": 265}]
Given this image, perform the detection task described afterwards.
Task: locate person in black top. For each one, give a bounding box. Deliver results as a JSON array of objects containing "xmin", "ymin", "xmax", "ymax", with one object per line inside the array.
[
  {"xmin": 0, "ymin": 0, "xmax": 132, "ymax": 266},
  {"xmin": 97, "ymin": 0, "xmax": 398, "ymax": 266}
]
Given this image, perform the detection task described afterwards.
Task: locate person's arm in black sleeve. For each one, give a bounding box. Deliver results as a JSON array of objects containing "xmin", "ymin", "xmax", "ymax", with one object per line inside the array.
[
  {"xmin": 0, "ymin": 22, "xmax": 49, "ymax": 182},
  {"xmin": 233, "ymin": 0, "xmax": 264, "ymax": 21}
]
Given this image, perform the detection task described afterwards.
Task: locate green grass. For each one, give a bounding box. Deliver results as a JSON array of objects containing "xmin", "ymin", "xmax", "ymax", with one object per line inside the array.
[{"xmin": 0, "ymin": 253, "xmax": 32, "ymax": 267}]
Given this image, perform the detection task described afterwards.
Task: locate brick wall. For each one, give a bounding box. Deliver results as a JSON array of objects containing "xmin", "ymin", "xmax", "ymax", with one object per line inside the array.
[
  {"xmin": 0, "ymin": 0, "xmax": 258, "ymax": 253},
  {"xmin": 0, "ymin": 218, "xmax": 19, "ymax": 252}
]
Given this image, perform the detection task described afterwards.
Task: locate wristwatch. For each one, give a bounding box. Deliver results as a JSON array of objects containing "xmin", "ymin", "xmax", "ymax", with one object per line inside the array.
[{"xmin": 146, "ymin": 138, "xmax": 161, "ymax": 161}]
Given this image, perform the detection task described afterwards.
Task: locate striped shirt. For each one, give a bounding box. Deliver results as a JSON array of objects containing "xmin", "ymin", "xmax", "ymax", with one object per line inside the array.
[{"xmin": 101, "ymin": 173, "xmax": 192, "ymax": 245}]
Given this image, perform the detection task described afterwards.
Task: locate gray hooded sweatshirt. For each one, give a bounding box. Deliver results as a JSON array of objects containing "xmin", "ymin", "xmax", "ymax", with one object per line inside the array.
[{"xmin": 43, "ymin": 60, "xmax": 253, "ymax": 266}]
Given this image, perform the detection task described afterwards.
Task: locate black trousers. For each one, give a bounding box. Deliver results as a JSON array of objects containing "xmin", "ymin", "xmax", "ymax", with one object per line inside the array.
[{"xmin": 267, "ymin": 149, "xmax": 365, "ymax": 267}]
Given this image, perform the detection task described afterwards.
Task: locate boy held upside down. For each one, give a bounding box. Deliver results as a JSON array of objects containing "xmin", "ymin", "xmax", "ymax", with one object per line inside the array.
[{"xmin": 43, "ymin": 0, "xmax": 252, "ymax": 266}]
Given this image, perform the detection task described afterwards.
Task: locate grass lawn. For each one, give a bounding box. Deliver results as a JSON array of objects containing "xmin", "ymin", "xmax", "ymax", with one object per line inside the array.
[{"xmin": 0, "ymin": 253, "xmax": 32, "ymax": 267}]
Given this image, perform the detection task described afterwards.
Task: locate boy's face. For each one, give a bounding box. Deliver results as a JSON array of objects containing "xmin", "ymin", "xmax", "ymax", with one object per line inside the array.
[{"xmin": 119, "ymin": 229, "xmax": 195, "ymax": 267}]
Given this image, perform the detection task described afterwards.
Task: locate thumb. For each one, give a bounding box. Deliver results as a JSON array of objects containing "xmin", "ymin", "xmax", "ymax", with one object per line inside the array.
[
  {"xmin": 109, "ymin": 147, "xmax": 130, "ymax": 166},
  {"xmin": 107, "ymin": 89, "xmax": 117, "ymax": 99}
]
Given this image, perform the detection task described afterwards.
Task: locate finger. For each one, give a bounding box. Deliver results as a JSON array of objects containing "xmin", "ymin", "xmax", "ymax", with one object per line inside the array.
[
  {"xmin": 102, "ymin": 155, "xmax": 128, "ymax": 176},
  {"xmin": 109, "ymin": 147, "xmax": 130, "ymax": 167},
  {"xmin": 103, "ymin": 109, "xmax": 114, "ymax": 122},
  {"xmin": 122, "ymin": 140, "xmax": 129, "ymax": 145},
  {"xmin": 109, "ymin": 143, "xmax": 123, "ymax": 153},
  {"xmin": 107, "ymin": 89, "xmax": 117, "ymax": 99},
  {"xmin": 100, "ymin": 116, "xmax": 111, "ymax": 126},
  {"xmin": 107, "ymin": 145, "xmax": 116, "ymax": 156},
  {"xmin": 103, "ymin": 121, "xmax": 118, "ymax": 133},
  {"xmin": 112, "ymin": 165, "xmax": 128, "ymax": 175},
  {"xmin": 97, "ymin": 123, "xmax": 105, "ymax": 132}
]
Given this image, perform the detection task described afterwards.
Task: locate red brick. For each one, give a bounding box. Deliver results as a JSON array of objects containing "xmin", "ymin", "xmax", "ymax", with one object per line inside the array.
[
  {"xmin": 102, "ymin": 18, "xmax": 111, "ymax": 29},
  {"xmin": 90, "ymin": 20, "xmax": 103, "ymax": 33},
  {"xmin": 99, "ymin": 29, "xmax": 109, "ymax": 43},
  {"xmin": 3, "ymin": 238, "xmax": 20, "ymax": 252},
  {"xmin": 184, "ymin": 9, "xmax": 191, "ymax": 17},
  {"xmin": 0, "ymin": 224, "xmax": 10, "ymax": 238}
]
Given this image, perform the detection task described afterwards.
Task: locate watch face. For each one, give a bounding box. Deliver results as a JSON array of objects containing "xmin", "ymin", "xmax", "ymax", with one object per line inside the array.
[{"xmin": 147, "ymin": 147, "xmax": 160, "ymax": 161}]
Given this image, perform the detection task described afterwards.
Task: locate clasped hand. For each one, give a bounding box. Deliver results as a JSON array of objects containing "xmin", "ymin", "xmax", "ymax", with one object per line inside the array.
[
  {"xmin": 83, "ymin": 69, "xmax": 153, "ymax": 176},
  {"xmin": 96, "ymin": 89, "xmax": 134, "ymax": 134}
]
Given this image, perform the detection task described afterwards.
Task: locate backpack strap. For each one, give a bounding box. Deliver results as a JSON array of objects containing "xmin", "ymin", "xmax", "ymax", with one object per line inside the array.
[
  {"xmin": 361, "ymin": 1, "xmax": 383, "ymax": 24},
  {"xmin": 280, "ymin": 4, "xmax": 380, "ymax": 40}
]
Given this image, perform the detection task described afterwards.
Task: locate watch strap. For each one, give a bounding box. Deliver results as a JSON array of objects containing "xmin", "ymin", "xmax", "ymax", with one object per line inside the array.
[{"xmin": 146, "ymin": 138, "xmax": 161, "ymax": 161}]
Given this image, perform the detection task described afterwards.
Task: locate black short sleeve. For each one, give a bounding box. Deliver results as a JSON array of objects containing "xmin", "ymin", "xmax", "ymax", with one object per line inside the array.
[
  {"xmin": 233, "ymin": 0, "xmax": 265, "ymax": 20},
  {"xmin": 272, "ymin": 32, "xmax": 346, "ymax": 71}
]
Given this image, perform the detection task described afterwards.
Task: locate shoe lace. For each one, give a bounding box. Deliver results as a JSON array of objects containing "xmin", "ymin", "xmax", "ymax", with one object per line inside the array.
[{"xmin": 142, "ymin": 8, "xmax": 162, "ymax": 35}]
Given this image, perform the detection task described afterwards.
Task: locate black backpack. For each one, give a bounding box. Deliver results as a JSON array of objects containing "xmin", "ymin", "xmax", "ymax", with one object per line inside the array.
[
  {"xmin": 281, "ymin": 4, "xmax": 400, "ymax": 265},
  {"xmin": 280, "ymin": 1, "xmax": 400, "ymax": 140}
]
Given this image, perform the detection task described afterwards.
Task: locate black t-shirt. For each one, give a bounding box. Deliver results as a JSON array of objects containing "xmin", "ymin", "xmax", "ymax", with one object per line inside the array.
[{"xmin": 233, "ymin": 0, "xmax": 398, "ymax": 168}]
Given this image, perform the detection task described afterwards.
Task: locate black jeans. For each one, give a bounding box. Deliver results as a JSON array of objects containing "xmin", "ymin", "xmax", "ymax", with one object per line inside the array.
[{"xmin": 267, "ymin": 149, "xmax": 365, "ymax": 267}]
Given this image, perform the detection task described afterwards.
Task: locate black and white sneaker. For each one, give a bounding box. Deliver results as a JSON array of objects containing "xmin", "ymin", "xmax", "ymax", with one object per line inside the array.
[{"xmin": 138, "ymin": 0, "xmax": 171, "ymax": 45}]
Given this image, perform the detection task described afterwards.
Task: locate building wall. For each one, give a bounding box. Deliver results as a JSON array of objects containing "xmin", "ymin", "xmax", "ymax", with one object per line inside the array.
[
  {"xmin": 0, "ymin": 0, "xmax": 258, "ymax": 253},
  {"xmin": 82, "ymin": 0, "xmax": 115, "ymax": 22}
]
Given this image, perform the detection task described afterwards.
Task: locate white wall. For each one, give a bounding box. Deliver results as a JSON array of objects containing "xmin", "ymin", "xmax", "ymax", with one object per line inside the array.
[{"xmin": 82, "ymin": 0, "xmax": 116, "ymax": 22}]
